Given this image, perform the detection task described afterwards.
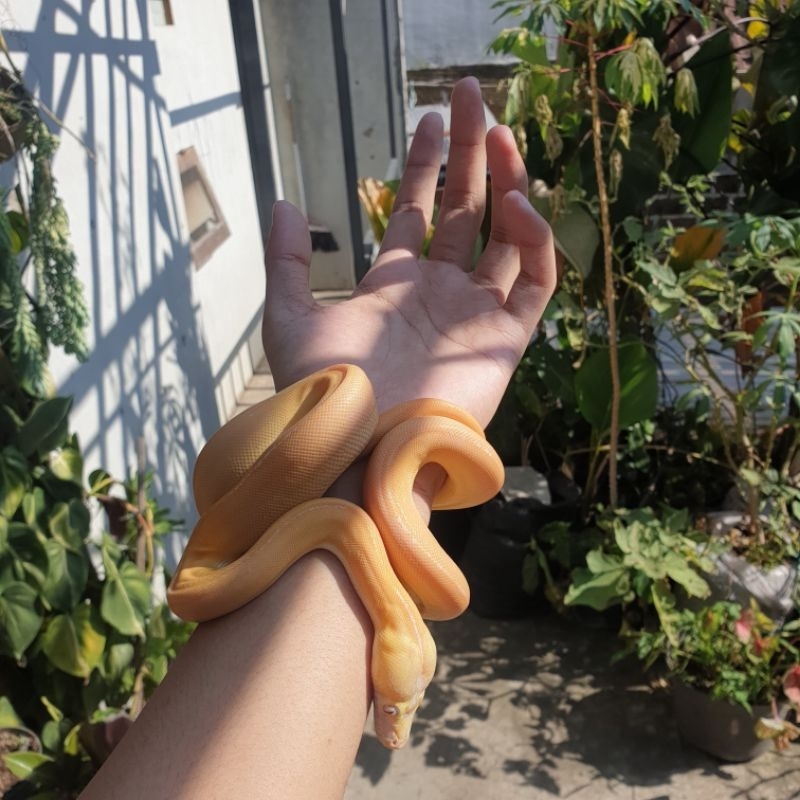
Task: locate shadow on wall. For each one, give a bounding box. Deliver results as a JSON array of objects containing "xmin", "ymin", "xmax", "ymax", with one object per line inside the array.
[{"xmin": 3, "ymin": 0, "xmax": 221, "ymax": 531}]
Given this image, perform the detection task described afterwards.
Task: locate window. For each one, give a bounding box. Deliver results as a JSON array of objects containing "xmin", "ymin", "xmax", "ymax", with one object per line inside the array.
[
  {"xmin": 149, "ymin": 0, "xmax": 174, "ymax": 26},
  {"xmin": 177, "ymin": 147, "xmax": 230, "ymax": 268}
]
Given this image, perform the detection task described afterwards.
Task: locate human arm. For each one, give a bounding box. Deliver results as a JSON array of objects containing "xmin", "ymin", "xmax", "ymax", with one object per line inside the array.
[{"xmin": 80, "ymin": 76, "xmax": 556, "ymax": 800}]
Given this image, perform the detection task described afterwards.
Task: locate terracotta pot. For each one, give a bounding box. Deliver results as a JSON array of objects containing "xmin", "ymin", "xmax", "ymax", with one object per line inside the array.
[{"xmin": 672, "ymin": 680, "xmax": 777, "ymax": 762}]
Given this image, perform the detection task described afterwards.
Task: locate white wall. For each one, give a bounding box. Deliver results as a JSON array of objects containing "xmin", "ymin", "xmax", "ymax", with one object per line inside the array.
[
  {"xmin": 402, "ymin": 0, "xmax": 515, "ymax": 69},
  {"xmin": 2, "ymin": 1, "xmax": 265, "ymax": 540}
]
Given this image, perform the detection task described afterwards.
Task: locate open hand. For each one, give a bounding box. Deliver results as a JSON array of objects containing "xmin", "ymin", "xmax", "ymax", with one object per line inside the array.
[{"xmin": 262, "ymin": 77, "xmax": 556, "ymax": 428}]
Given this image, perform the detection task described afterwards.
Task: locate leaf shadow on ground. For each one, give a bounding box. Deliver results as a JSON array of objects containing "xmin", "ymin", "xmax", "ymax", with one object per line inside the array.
[{"xmin": 351, "ymin": 608, "xmax": 800, "ymax": 797}]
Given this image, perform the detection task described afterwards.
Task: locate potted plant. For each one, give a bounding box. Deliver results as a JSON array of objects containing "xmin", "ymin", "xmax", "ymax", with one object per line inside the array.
[
  {"xmin": 634, "ymin": 210, "xmax": 800, "ymax": 616},
  {"xmin": 632, "ymin": 600, "xmax": 799, "ymax": 761}
]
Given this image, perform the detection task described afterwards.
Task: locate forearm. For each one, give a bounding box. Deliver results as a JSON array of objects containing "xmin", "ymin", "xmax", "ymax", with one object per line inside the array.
[
  {"xmin": 81, "ymin": 553, "xmax": 372, "ymax": 800},
  {"xmin": 81, "ymin": 465, "xmax": 442, "ymax": 800}
]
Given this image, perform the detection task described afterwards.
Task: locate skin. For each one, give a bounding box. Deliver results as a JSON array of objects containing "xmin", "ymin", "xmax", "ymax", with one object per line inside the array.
[{"xmin": 80, "ymin": 77, "xmax": 556, "ymax": 800}]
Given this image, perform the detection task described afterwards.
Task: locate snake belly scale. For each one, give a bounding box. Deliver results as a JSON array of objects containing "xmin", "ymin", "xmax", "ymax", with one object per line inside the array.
[{"xmin": 167, "ymin": 364, "xmax": 504, "ymax": 748}]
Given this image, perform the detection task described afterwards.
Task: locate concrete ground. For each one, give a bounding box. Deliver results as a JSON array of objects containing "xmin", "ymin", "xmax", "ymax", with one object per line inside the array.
[{"xmin": 344, "ymin": 609, "xmax": 800, "ymax": 800}]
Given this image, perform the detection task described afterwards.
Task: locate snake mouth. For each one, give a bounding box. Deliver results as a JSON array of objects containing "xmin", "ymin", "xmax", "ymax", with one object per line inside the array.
[{"xmin": 373, "ymin": 696, "xmax": 422, "ymax": 749}]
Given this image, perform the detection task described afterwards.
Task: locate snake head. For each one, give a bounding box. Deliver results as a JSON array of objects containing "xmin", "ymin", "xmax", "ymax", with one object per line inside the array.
[{"xmin": 373, "ymin": 692, "xmax": 425, "ymax": 749}]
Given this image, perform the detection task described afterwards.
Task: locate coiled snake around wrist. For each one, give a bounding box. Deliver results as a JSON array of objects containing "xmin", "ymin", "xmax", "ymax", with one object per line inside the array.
[{"xmin": 167, "ymin": 364, "xmax": 504, "ymax": 748}]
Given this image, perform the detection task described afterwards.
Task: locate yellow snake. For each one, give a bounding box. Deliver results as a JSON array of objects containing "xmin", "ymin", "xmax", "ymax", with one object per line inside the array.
[{"xmin": 167, "ymin": 364, "xmax": 504, "ymax": 748}]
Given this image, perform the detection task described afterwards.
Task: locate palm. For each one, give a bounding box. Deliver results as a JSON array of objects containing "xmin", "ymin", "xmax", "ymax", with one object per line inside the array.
[{"xmin": 263, "ymin": 79, "xmax": 556, "ymax": 428}]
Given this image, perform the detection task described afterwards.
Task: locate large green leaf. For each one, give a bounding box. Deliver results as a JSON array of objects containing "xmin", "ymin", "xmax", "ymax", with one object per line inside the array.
[
  {"xmin": 0, "ymin": 581, "xmax": 42, "ymax": 659},
  {"xmin": 574, "ymin": 340, "xmax": 659, "ymax": 432},
  {"xmin": 40, "ymin": 604, "xmax": 106, "ymax": 678},
  {"xmin": 41, "ymin": 538, "xmax": 89, "ymax": 611},
  {"xmin": 101, "ymin": 553, "xmax": 150, "ymax": 638},
  {"xmin": 14, "ymin": 396, "xmax": 72, "ymax": 457}
]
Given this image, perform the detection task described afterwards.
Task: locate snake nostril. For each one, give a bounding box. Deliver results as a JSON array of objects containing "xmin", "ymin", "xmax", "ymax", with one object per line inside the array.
[{"xmin": 382, "ymin": 704, "xmax": 398, "ymax": 716}]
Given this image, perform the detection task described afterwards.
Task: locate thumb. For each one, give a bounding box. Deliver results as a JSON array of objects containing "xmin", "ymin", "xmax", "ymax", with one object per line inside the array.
[{"xmin": 265, "ymin": 200, "xmax": 314, "ymax": 309}]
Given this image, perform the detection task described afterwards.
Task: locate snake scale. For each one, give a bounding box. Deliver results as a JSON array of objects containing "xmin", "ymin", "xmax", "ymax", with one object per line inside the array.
[{"xmin": 167, "ymin": 363, "xmax": 504, "ymax": 748}]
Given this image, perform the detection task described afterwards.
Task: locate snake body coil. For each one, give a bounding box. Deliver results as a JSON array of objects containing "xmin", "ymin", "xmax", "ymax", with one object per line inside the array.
[{"xmin": 167, "ymin": 364, "xmax": 504, "ymax": 748}]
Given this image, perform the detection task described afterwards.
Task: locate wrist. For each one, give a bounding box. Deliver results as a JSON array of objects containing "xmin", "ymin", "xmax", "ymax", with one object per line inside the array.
[{"xmin": 325, "ymin": 462, "xmax": 446, "ymax": 523}]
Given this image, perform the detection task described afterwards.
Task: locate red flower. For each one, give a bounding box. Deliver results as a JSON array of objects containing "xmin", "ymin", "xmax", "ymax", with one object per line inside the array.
[
  {"xmin": 784, "ymin": 665, "xmax": 800, "ymax": 707},
  {"xmin": 735, "ymin": 608, "xmax": 754, "ymax": 643}
]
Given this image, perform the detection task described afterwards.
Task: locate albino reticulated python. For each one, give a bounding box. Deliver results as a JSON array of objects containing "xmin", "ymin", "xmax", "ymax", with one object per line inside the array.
[{"xmin": 167, "ymin": 364, "xmax": 504, "ymax": 748}]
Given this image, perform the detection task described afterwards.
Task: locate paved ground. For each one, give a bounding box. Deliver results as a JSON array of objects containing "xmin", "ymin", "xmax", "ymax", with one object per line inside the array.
[{"xmin": 344, "ymin": 609, "xmax": 800, "ymax": 800}]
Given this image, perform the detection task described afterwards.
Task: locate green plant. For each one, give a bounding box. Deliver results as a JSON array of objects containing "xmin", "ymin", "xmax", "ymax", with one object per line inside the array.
[
  {"xmin": 490, "ymin": 0, "xmax": 736, "ymax": 507},
  {"xmin": 0, "ymin": 402, "xmax": 193, "ymax": 796},
  {"xmin": 727, "ymin": 0, "xmax": 800, "ymax": 213},
  {"xmin": 633, "ymin": 600, "xmax": 800, "ymax": 747},
  {"xmin": 0, "ymin": 55, "xmax": 193, "ymax": 796},
  {"xmin": 522, "ymin": 518, "xmax": 603, "ymax": 609},
  {"xmin": 563, "ymin": 506, "xmax": 715, "ymax": 618},
  {"xmin": 0, "ymin": 35, "xmax": 89, "ymax": 398},
  {"xmin": 635, "ymin": 212, "xmax": 800, "ymax": 567}
]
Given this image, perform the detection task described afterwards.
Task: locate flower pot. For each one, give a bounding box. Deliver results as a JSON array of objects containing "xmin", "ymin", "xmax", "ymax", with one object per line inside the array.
[
  {"xmin": 0, "ymin": 726, "xmax": 40, "ymax": 796},
  {"xmin": 459, "ymin": 498, "xmax": 538, "ymax": 619},
  {"xmin": 703, "ymin": 511, "xmax": 797, "ymax": 620},
  {"xmin": 672, "ymin": 680, "xmax": 775, "ymax": 762}
]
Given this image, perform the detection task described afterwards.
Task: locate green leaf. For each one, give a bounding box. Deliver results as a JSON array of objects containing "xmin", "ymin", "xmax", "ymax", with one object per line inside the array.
[
  {"xmin": 41, "ymin": 539, "xmax": 89, "ymax": 611},
  {"xmin": 14, "ymin": 397, "xmax": 72, "ymax": 457},
  {"xmin": 564, "ymin": 563, "xmax": 629, "ymax": 610},
  {"xmin": 606, "ymin": 38, "xmax": 665, "ymax": 109},
  {"xmin": 47, "ymin": 499, "xmax": 89, "ymax": 550},
  {"xmin": 2, "ymin": 520, "xmax": 48, "ymax": 587},
  {"xmin": 552, "ymin": 203, "xmax": 600, "ymax": 279},
  {"xmin": 0, "ymin": 696, "xmax": 24, "ymax": 728},
  {"xmin": 2, "ymin": 751, "xmax": 54, "ymax": 780},
  {"xmin": 673, "ymin": 67, "xmax": 699, "ymax": 116},
  {"xmin": 0, "ymin": 446, "xmax": 29, "ymax": 518},
  {"xmin": 40, "ymin": 604, "xmax": 106, "ymax": 678},
  {"xmin": 39, "ymin": 695, "xmax": 63, "ymax": 722},
  {"xmin": 574, "ymin": 341, "xmax": 659, "ymax": 431},
  {"xmin": 101, "ymin": 554, "xmax": 150, "ymax": 638},
  {"xmin": 49, "ymin": 441, "xmax": 83, "ymax": 486},
  {"xmin": 664, "ymin": 555, "xmax": 709, "ymax": 598},
  {"xmin": 101, "ymin": 641, "xmax": 135, "ymax": 681},
  {"xmin": 21, "ymin": 487, "xmax": 45, "ymax": 529},
  {"xmin": 7, "ymin": 209, "xmax": 30, "ymax": 254},
  {"xmin": 0, "ymin": 582, "xmax": 42, "ymax": 659}
]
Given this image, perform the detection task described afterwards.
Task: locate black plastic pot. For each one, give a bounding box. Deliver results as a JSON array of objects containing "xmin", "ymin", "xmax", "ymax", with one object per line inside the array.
[{"xmin": 459, "ymin": 498, "xmax": 539, "ymax": 619}]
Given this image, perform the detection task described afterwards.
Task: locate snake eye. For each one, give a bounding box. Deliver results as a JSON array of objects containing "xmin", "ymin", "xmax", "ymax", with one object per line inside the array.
[{"xmin": 382, "ymin": 705, "xmax": 398, "ymax": 716}]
